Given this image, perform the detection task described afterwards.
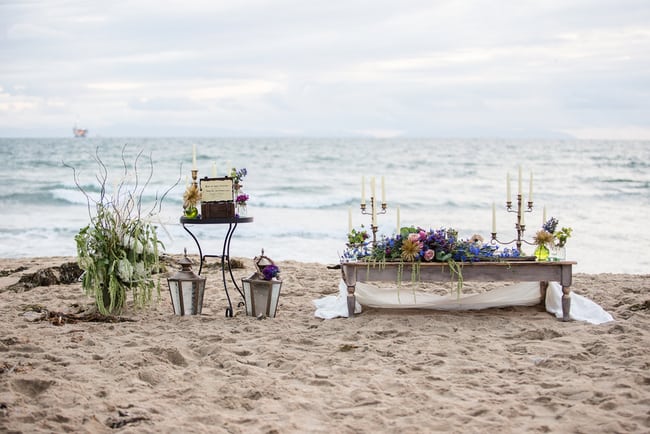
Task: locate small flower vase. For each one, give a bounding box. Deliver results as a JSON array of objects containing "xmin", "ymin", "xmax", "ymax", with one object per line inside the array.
[
  {"xmin": 534, "ymin": 244, "xmax": 550, "ymax": 261},
  {"xmin": 551, "ymin": 245, "xmax": 566, "ymax": 261},
  {"xmin": 236, "ymin": 202, "xmax": 247, "ymax": 217},
  {"xmin": 184, "ymin": 206, "xmax": 198, "ymax": 219}
]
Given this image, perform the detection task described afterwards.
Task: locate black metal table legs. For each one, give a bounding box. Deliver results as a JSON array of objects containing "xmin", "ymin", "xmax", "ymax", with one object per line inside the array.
[{"xmin": 181, "ymin": 222, "xmax": 244, "ymax": 317}]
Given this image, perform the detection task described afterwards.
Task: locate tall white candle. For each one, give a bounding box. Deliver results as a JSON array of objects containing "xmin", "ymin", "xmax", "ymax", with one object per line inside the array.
[
  {"xmin": 492, "ymin": 202, "xmax": 496, "ymax": 233},
  {"xmin": 543, "ymin": 206, "xmax": 547, "ymax": 225},
  {"xmin": 371, "ymin": 177, "xmax": 376, "ymax": 201},
  {"xmin": 396, "ymin": 206, "xmax": 400, "ymax": 234},
  {"xmin": 520, "ymin": 210, "xmax": 525, "ymax": 226},
  {"xmin": 518, "ymin": 165, "xmax": 522, "ymax": 196},
  {"xmin": 361, "ymin": 176, "xmax": 366, "ymax": 206},
  {"xmin": 212, "ymin": 162, "xmax": 217, "ymax": 177},
  {"xmin": 507, "ymin": 173, "xmax": 511, "ymax": 203},
  {"xmin": 192, "ymin": 144, "xmax": 197, "ymax": 170},
  {"xmin": 529, "ymin": 171, "xmax": 533, "ymax": 202},
  {"xmin": 348, "ymin": 207, "xmax": 352, "ymax": 233},
  {"xmin": 381, "ymin": 176, "xmax": 386, "ymax": 204}
]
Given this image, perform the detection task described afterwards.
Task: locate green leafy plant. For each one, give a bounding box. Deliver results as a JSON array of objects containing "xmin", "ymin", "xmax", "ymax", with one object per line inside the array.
[
  {"xmin": 66, "ymin": 146, "xmax": 178, "ymax": 315},
  {"xmin": 554, "ymin": 227, "xmax": 573, "ymax": 247},
  {"xmin": 347, "ymin": 226, "xmax": 369, "ymax": 245}
]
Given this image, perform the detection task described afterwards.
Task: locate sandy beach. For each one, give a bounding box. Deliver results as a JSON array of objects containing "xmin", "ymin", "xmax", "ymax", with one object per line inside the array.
[{"xmin": 1, "ymin": 255, "xmax": 648, "ymax": 433}]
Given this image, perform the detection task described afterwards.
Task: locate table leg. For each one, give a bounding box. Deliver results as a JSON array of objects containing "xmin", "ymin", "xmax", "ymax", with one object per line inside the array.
[
  {"xmin": 221, "ymin": 223, "xmax": 235, "ymax": 317},
  {"xmin": 183, "ymin": 222, "xmax": 244, "ymax": 318},
  {"xmin": 341, "ymin": 266, "xmax": 357, "ymax": 317},
  {"xmin": 181, "ymin": 224, "xmax": 205, "ymax": 274},
  {"xmin": 539, "ymin": 281, "xmax": 548, "ymax": 311},
  {"xmin": 224, "ymin": 221, "xmax": 244, "ymax": 299},
  {"xmin": 562, "ymin": 286, "xmax": 571, "ymax": 322}
]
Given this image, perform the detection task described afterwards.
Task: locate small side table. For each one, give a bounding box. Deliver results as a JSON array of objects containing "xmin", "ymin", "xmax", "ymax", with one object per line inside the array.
[{"xmin": 180, "ymin": 216, "xmax": 254, "ymax": 317}]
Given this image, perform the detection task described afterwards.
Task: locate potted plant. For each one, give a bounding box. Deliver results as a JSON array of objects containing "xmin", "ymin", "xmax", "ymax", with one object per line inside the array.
[{"xmin": 67, "ymin": 146, "xmax": 177, "ymax": 315}]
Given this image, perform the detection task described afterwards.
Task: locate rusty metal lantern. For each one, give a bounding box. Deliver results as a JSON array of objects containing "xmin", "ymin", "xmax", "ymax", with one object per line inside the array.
[
  {"xmin": 241, "ymin": 249, "xmax": 282, "ymax": 318},
  {"xmin": 167, "ymin": 249, "xmax": 206, "ymax": 315}
]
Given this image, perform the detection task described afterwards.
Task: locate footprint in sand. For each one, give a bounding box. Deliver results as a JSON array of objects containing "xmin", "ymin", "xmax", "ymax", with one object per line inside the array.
[{"xmin": 11, "ymin": 377, "xmax": 55, "ymax": 398}]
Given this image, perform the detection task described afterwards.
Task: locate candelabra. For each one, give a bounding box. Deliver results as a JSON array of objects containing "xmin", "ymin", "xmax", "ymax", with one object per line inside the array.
[
  {"xmin": 360, "ymin": 196, "xmax": 387, "ymax": 245},
  {"xmin": 491, "ymin": 193, "xmax": 535, "ymax": 253}
]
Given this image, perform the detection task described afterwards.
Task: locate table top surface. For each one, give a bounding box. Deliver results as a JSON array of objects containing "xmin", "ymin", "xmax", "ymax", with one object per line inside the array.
[{"xmin": 180, "ymin": 216, "xmax": 254, "ymax": 224}]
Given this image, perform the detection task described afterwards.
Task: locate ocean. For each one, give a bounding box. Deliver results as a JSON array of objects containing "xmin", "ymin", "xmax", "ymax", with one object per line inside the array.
[{"xmin": 0, "ymin": 137, "xmax": 648, "ymax": 275}]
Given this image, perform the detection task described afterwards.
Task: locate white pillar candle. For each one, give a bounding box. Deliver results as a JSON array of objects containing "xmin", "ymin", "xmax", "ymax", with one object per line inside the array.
[
  {"xmin": 543, "ymin": 206, "xmax": 547, "ymax": 225},
  {"xmin": 192, "ymin": 144, "xmax": 197, "ymax": 170},
  {"xmin": 348, "ymin": 207, "xmax": 352, "ymax": 233},
  {"xmin": 492, "ymin": 202, "xmax": 496, "ymax": 233},
  {"xmin": 518, "ymin": 165, "xmax": 522, "ymax": 196},
  {"xmin": 361, "ymin": 176, "xmax": 366, "ymax": 206},
  {"xmin": 528, "ymin": 171, "xmax": 533, "ymax": 202},
  {"xmin": 381, "ymin": 176, "xmax": 386, "ymax": 204},
  {"xmin": 520, "ymin": 210, "xmax": 525, "ymax": 226},
  {"xmin": 506, "ymin": 173, "xmax": 511, "ymax": 203}
]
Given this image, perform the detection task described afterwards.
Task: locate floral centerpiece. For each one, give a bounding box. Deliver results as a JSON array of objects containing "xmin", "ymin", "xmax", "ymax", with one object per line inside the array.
[
  {"xmin": 343, "ymin": 226, "xmax": 522, "ymax": 298},
  {"xmin": 535, "ymin": 217, "xmax": 573, "ymax": 261},
  {"xmin": 344, "ymin": 226, "xmax": 520, "ymax": 264}
]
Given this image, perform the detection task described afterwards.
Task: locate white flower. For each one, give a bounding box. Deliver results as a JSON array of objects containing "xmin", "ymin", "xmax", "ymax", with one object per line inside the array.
[
  {"xmin": 134, "ymin": 262, "xmax": 146, "ymax": 279},
  {"xmin": 132, "ymin": 239, "xmax": 144, "ymax": 255},
  {"xmin": 117, "ymin": 258, "xmax": 134, "ymax": 281}
]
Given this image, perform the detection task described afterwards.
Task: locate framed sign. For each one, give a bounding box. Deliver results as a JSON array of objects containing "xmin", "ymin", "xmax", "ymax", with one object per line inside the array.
[{"xmin": 200, "ymin": 177, "xmax": 233, "ymax": 203}]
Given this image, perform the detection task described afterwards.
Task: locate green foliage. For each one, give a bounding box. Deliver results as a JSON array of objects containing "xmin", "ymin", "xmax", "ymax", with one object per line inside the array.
[
  {"xmin": 67, "ymin": 146, "xmax": 177, "ymax": 315},
  {"xmin": 554, "ymin": 227, "xmax": 573, "ymax": 247},
  {"xmin": 347, "ymin": 226, "xmax": 369, "ymax": 245}
]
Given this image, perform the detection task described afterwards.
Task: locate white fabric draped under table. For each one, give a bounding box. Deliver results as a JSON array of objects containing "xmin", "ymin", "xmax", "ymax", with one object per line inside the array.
[
  {"xmin": 313, "ymin": 261, "xmax": 613, "ymax": 324},
  {"xmin": 313, "ymin": 280, "xmax": 613, "ymax": 324}
]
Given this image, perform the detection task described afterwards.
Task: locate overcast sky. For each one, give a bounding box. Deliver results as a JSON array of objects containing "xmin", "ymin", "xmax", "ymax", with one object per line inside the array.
[{"xmin": 1, "ymin": 0, "xmax": 649, "ymax": 139}]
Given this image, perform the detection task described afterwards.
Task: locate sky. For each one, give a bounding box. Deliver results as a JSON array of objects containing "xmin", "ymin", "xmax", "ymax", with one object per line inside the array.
[{"xmin": 1, "ymin": 0, "xmax": 649, "ymax": 139}]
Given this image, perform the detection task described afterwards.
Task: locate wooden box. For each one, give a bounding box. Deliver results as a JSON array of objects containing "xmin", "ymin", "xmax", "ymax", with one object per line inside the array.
[
  {"xmin": 201, "ymin": 202, "xmax": 235, "ymax": 219},
  {"xmin": 200, "ymin": 177, "xmax": 234, "ymax": 219}
]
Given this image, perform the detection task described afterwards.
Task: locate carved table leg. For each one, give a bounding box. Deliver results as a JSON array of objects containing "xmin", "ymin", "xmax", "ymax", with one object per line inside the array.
[
  {"xmin": 347, "ymin": 285, "xmax": 356, "ymax": 318},
  {"xmin": 539, "ymin": 281, "xmax": 549, "ymax": 311},
  {"xmin": 562, "ymin": 285, "xmax": 571, "ymax": 321},
  {"xmin": 341, "ymin": 266, "xmax": 357, "ymax": 317}
]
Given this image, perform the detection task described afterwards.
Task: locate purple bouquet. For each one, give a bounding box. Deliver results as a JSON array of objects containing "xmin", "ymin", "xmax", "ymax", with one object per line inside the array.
[{"xmin": 262, "ymin": 264, "xmax": 280, "ymax": 280}]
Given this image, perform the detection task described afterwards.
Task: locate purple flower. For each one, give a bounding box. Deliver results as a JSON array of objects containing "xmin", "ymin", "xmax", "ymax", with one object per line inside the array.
[
  {"xmin": 236, "ymin": 194, "xmax": 249, "ymax": 203},
  {"xmin": 262, "ymin": 264, "xmax": 280, "ymax": 280}
]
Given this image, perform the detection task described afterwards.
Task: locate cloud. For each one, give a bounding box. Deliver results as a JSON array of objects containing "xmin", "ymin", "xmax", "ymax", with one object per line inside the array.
[{"xmin": 1, "ymin": 0, "xmax": 649, "ymax": 137}]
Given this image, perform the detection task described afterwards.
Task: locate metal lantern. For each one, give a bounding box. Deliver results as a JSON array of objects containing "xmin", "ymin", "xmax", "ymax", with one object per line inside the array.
[
  {"xmin": 167, "ymin": 249, "xmax": 206, "ymax": 315},
  {"xmin": 241, "ymin": 249, "xmax": 282, "ymax": 318}
]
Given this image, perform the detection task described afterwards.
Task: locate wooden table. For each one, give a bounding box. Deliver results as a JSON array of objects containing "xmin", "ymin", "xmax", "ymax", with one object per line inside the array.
[{"xmin": 340, "ymin": 261, "xmax": 577, "ymax": 321}]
